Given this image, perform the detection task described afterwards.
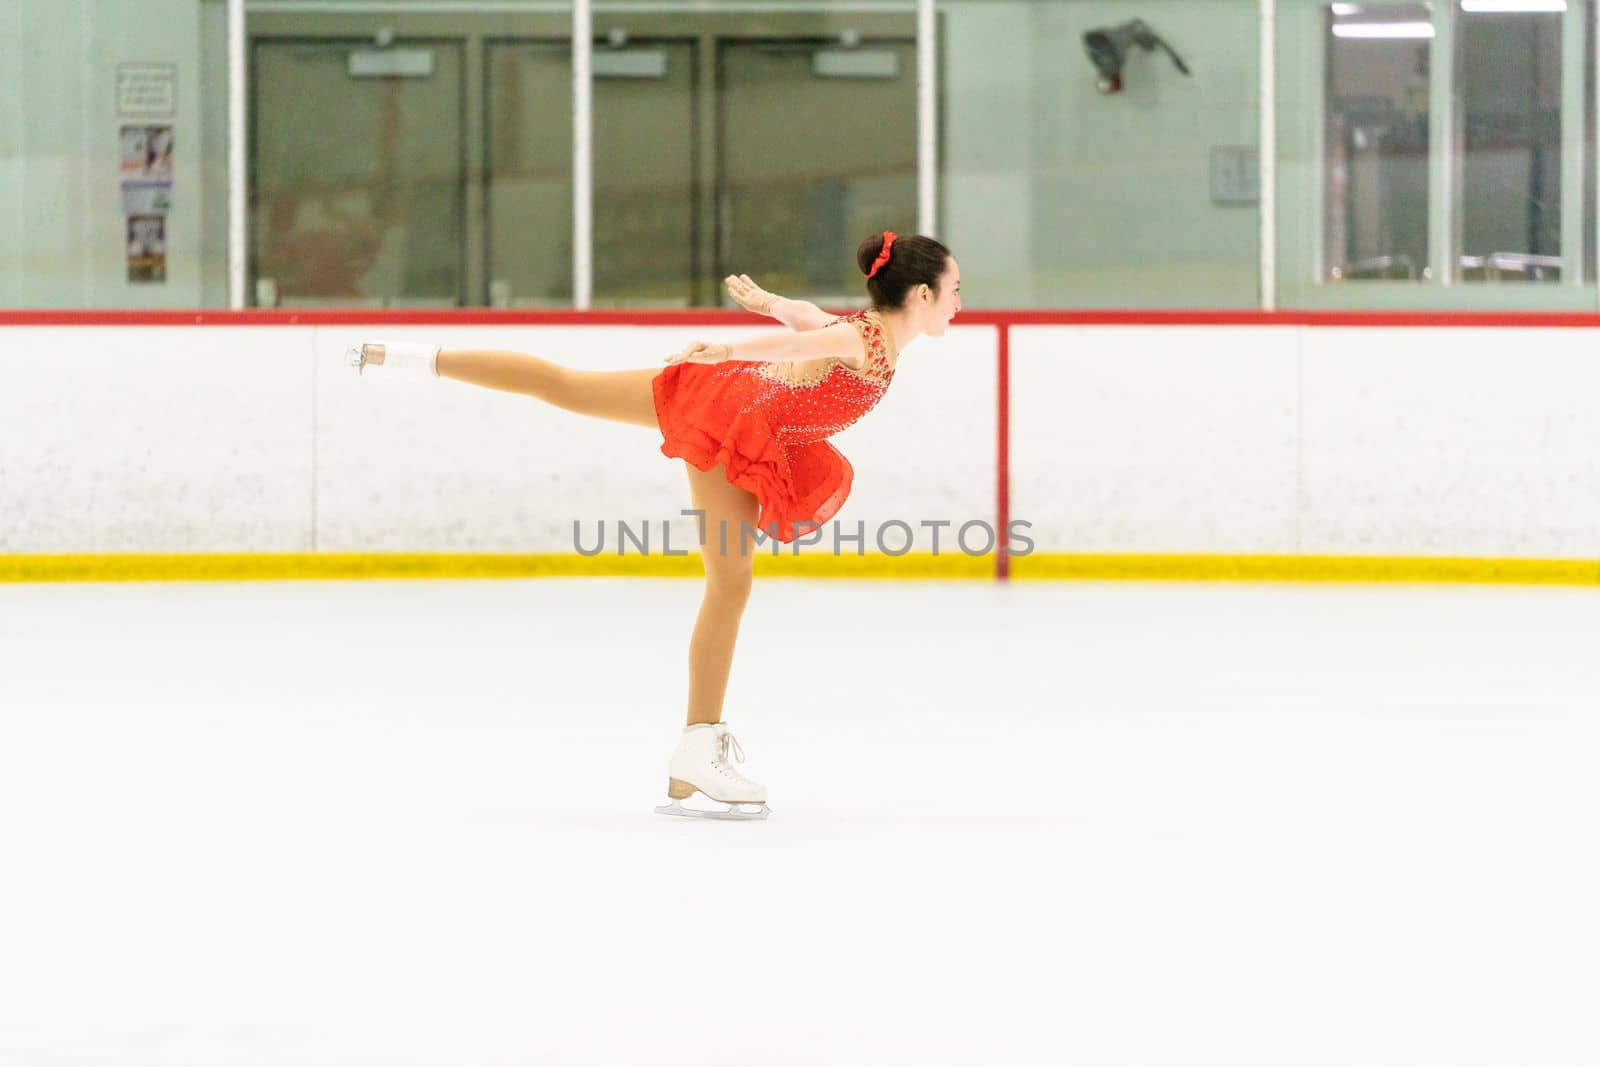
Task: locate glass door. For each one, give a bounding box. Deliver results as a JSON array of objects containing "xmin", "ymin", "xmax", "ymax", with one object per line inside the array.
[{"xmin": 252, "ymin": 38, "xmax": 465, "ymax": 307}]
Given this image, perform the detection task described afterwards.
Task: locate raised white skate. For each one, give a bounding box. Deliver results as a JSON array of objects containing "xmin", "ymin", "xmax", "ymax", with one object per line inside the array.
[
  {"xmin": 654, "ymin": 722, "xmax": 771, "ymax": 821},
  {"xmin": 346, "ymin": 341, "xmax": 440, "ymax": 377}
]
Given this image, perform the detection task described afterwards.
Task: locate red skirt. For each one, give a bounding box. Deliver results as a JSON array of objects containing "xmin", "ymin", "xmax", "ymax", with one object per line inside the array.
[{"xmin": 653, "ymin": 364, "xmax": 852, "ymax": 544}]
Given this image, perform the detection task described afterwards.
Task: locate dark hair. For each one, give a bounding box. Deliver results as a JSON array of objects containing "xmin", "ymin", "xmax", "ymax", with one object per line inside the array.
[{"xmin": 856, "ymin": 232, "xmax": 952, "ymax": 310}]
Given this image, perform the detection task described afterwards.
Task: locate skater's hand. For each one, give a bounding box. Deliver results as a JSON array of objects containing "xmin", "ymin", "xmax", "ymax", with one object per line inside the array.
[
  {"xmin": 725, "ymin": 274, "xmax": 779, "ymax": 316},
  {"xmin": 665, "ymin": 340, "xmax": 732, "ymax": 366}
]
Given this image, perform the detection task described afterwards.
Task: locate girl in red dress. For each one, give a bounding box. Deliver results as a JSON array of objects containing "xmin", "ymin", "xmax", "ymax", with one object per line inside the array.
[{"xmin": 349, "ymin": 232, "xmax": 961, "ymax": 819}]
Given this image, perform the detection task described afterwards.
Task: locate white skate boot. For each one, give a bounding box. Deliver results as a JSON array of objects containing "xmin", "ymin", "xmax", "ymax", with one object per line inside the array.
[
  {"xmin": 654, "ymin": 722, "xmax": 771, "ymax": 821},
  {"xmin": 346, "ymin": 341, "xmax": 440, "ymax": 377}
]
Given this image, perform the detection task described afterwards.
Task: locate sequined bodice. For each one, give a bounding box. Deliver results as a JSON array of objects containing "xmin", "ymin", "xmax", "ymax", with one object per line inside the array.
[{"xmin": 732, "ymin": 308, "xmax": 897, "ymax": 446}]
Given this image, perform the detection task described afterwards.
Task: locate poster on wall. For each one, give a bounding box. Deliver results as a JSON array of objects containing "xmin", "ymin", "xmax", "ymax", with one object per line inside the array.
[
  {"xmin": 120, "ymin": 125, "xmax": 173, "ymax": 179},
  {"xmin": 127, "ymin": 215, "xmax": 167, "ymax": 283},
  {"xmin": 120, "ymin": 125, "xmax": 173, "ymax": 208},
  {"xmin": 120, "ymin": 125, "xmax": 173, "ymax": 283}
]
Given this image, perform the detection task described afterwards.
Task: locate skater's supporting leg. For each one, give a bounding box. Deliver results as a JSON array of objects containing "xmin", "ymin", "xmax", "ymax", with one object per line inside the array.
[
  {"xmin": 683, "ymin": 461, "xmax": 759, "ymax": 727},
  {"xmin": 436, "ymin": 349, "xmax": 661, "ymax": 429}
]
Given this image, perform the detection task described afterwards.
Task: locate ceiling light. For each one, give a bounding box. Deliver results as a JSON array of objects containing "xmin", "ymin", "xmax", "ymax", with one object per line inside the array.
[
  {"xmin": 1461, "ymin": 1, "xmax": 1565, "ymax": 11},
  {"xmin": 1331, "ymin": 21, "xmax": 1436, "ymax": 37}
]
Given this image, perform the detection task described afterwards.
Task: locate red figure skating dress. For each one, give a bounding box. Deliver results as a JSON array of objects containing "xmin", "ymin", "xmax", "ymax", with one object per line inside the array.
[{"xmin": 653, "ymin": 308, "xmax": 899, "ymax": 543}]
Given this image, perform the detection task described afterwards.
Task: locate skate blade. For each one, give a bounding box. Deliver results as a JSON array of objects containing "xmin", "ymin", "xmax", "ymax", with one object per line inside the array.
[
  {"xmin": 345, "ymin": 343, "xmax": 385, "ymax": 374},
  {"xmin": 654, "ymin": 797, "xmax": 770, "ymax": 821}
]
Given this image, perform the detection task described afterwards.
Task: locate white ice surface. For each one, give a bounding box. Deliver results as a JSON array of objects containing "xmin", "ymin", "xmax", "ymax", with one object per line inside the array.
[{"xmin": 2, "ymin": 578, "xmax": 1596, "ymax": 1066}]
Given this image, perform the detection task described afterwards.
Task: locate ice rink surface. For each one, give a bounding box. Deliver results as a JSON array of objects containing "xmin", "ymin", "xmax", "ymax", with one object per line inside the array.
[{"xmin": 2, "ymin": 577, "xmax": 1596, "ymax": 1066}]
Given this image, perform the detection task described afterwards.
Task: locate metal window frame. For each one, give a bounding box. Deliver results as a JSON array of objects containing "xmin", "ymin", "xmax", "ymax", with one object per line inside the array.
[
  {"xmin": 1261, "ymin": 0, "xmax": 1278, "ymax": 310},
  {"xmin": 228, "ymin": 0, "xmax": 246, "ymax": 308}
]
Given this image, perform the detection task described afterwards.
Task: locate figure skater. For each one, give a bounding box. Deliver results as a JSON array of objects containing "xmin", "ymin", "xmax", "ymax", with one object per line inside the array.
[{"xmin": 347, "ymin": 232, "xmax": 961, "ymax": 819}]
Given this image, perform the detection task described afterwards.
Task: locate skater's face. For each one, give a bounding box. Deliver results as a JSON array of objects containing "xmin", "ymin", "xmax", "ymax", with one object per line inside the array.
[{"xmin": 918, "ymin": 257, "xmax": 962, "ymax": 337}]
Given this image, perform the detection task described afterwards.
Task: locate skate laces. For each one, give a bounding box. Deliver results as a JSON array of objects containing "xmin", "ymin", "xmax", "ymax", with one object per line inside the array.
[
  {"xmin": 713, "ymin": 731, "xmax": 755, "ymax": 784},
  {"xmin": 717, "ymin": 731, "xmax": 747, "ymax": 766}
]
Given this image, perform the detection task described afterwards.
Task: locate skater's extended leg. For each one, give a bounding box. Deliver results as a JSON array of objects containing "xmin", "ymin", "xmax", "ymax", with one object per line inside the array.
[
  {"xmin": 683, "ymin": 461, "xmax": 759, "ymax": 727},
  {"xmin": 436, "ymin": 348, "xmax": 662, "ymax": 429}
]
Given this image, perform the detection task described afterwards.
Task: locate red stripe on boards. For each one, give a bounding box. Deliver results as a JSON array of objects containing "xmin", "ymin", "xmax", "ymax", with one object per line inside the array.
[{"xmin": 6, "ymin": 308, "xmax": 1600, "ymax": 328}]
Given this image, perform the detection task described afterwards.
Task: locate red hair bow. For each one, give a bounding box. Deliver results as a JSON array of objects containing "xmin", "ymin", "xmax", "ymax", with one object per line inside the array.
[{"xmin": 867, "ymin": 232, "xmax": 897, "ymax": 278}]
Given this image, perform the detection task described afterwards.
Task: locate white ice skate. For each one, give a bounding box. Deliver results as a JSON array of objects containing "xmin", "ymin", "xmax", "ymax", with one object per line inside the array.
[
  {"xmin": 346, "ymin": 341, "xmax": 440, "ymax": 377},
  {"xmin": 654, "ymin": 722, "xmax": 771, "ymax": 821}
]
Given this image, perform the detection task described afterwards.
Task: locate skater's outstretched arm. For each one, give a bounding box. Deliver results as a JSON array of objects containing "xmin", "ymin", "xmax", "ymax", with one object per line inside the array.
[
  {"xmin": 770, "ymin": 298, "xmax": 836, "ymax": 332},
  {"xmin": 724, "ymin": 274, "xmax": 835, "ymax": 332},
  {"xmin": 666, "ymin": 322, "xmax": 867, "ymax": 372}
]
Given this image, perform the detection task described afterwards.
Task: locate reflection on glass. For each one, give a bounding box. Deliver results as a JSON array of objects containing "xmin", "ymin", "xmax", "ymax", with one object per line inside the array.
[
  {"xmin": 486, "ymin": 43, "xmax": 574, "ymax": 306},
  {"xmin": 481, "ymin": 39, "xmax": 717, "ymax": 307},
  {"xmin": 591, "ymin": 40, "xmax": 697, "ymax": 307},
  {"xmin": 1323, "ymin": 3, "xmax": 1432, "ymax": 281},
  {"xmin": 252, "ymin": 40, "xmax": 464, "ymax": 307},
  {"xmin": 1457, "ymin": 3, "xmax": 1564, "ymax": 282},
  {"xmin": 719, "ymin": 40, "xmax": 916, "ymax": 303}
]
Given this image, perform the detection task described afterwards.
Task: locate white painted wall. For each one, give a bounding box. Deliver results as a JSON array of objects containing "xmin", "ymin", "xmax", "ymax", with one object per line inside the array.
[
  {"xmin": 3, "ymin": 322, "xmax": 1596, "ymax": 559},
  {"xmin": 0, "ymin": 0, "xmax": 207, "ymax": 308},
  {"xmin": 942, "ymin": 0, "xmax": 1261, "ymax": 310}
]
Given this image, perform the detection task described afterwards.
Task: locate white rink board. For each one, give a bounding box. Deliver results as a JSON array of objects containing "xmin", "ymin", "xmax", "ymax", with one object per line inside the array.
[
  {"xmin": 6, "ymin": 321, "xmax": 1600, "ymax": 558},
  {"xmin": 0, "ymin": 327, "xmax": 317, "ymax": 552},
  {"xmin": 0, "ymin": 324, "xmax": 995, "ymax": 554},
  {"xmin": 1008, "ymin": 323, "xmax": 1600, "ymax": 557},
  {"xmin": 1009, "ymin": 326, "xmax": 1301, "ymax": 553},
  {"xmin": 1297, "ymin": 327, "xmax": 1600, "ymax": 558}
]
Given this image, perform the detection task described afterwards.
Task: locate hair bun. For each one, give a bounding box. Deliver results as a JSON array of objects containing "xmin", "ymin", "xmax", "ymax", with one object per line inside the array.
[
  {"xmin": 856, "ymin": 233, "xmax": 886, "ymax": 276},
  {"xmin": 855, "ymin": 231, "xmax": 952, "ymax": 311}
]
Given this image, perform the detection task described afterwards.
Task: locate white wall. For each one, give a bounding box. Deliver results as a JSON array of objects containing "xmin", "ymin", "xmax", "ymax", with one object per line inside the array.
[
  {"xmin": 942, "ymin": 0, "xmax": 1260, "ymax": 309},
  {"xmin": 0, "ymin": 0, "xmax": 206, "ymax": 308},
  {"xmin": 3, "ymin": 322, "xmax": 1597, "ymax": 559}
]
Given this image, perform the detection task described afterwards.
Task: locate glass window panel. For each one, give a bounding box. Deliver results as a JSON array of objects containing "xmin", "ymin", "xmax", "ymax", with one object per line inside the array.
[
  {"xmin": 719, "ymin": 39, "xmax": 917, "ymax": 305},
  {"xmin": 252, "ymin": 39, "xmax": 465, "ymax": 307},
  {"xmin": 1456, "ymin": 3, "xmax": 1564, "ymax": 282},
  {"xmin": 591, "ymin": 40, "xmax": 697, "ymax": 307},
  {"xmin": 1323, "ymin": 3, "xmax": 1433, "ymax": 282},
  {"xmin": 485, "ymin": 39, "xmax": 700, "ymax": 308},
  {"xmin": 485, "ymin": 41, "xmax": 574, "ymax": 306}
]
